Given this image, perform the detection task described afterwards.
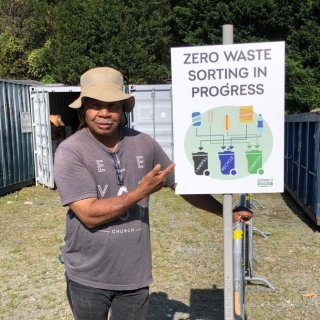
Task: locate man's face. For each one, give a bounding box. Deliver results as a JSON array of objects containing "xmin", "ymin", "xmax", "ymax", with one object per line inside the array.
[{"xmin": 83, "ymin": 98, "xmax": 123, "ymax": 138}]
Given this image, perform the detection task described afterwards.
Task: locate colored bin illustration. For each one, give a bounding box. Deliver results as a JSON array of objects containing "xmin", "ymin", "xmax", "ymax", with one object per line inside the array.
[
  {"xmin": 218, "ymin": 150, "xmax": 237, "ymax": 175},
  {"xmin": 192, "ymin": 151, "xmax": 210, "ymax": 176},
  {"xmin": 246, "ymin": 150, "xmax": 264, "ymax": 174}
]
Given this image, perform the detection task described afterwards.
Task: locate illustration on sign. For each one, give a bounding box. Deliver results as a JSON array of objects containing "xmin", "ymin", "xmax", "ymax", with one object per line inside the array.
[{"xmin": 185, "ymin": 106, "xmax": 272, "ymax": 180}]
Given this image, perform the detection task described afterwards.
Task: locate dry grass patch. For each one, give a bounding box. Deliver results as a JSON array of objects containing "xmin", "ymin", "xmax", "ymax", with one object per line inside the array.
[{"xmin": 0, "ymin": 186, "xmax": 319, "ymax": 319}]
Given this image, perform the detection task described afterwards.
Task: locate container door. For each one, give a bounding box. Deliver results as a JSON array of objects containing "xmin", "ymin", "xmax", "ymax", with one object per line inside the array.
[
  {"xmin": 129, "ymin": 85, "xmax": 174, "ymax": 160},
  {"xmin": 30, "ymin": 89, "xmax": 54, "ymax": 188}
]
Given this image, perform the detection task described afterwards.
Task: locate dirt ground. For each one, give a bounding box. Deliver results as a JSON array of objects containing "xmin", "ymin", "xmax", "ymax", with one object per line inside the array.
[
  {"xmin": 148, "ymin": 191, "xmax": 320, "ymax": 320},
  {"xmin": 0, "ymin": 186, "xmax": 319, "ymax": 319}
]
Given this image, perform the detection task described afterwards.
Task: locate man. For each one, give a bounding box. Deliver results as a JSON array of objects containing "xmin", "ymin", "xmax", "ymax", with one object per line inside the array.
[{"xmin": 54, "ymin": 67, "xmax": 252, "ymax": 320}]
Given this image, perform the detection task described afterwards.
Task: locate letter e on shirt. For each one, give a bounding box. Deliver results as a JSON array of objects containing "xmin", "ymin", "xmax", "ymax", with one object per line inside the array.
[{"xmin": 136, "ymin": 156, "xmax": 144, "ymax": 168}]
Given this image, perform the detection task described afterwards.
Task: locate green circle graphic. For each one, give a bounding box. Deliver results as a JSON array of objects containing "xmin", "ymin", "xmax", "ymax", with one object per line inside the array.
[{"xmin": 184, "ymin": 106, "xmax": 273, "ymax": 180}]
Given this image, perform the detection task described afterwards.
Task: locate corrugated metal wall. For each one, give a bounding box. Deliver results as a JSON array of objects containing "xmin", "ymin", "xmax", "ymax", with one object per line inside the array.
[
  {"xmin": 0, "ymin": 80, "xmax": 35, "ymax": 195},
  {"xmin": 285, "ymin": 113, "xmax": 320, "ymax": 226}
]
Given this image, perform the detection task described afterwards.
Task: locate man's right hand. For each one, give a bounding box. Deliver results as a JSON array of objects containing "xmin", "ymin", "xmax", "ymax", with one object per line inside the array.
[{"xmin": 137, "ymin": 163, "xmax": 175, "ymax": 196}]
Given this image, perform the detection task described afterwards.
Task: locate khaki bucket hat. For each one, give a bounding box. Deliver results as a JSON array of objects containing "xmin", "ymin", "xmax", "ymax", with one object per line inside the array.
[{"xmin": 69, "ymin": 67, "xmax": 135, "ymax": 112}]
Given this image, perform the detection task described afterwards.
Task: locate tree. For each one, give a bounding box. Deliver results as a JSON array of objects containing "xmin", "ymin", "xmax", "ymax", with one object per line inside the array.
[
  {"xmin": 171, "ymin": 0, "xmax": 226, "ymax": 45},
  {"xmin": 0, "ymin": 0, "xmax": 52, "ymax": 79},
  {"xmin": 0, "ymin": 30, "xmax": 26, "ymax": 78},
  {"xmin": 46, "ymin": 0, "xmax": 171, "ymax": 84},
  {"xmin": 0, "ymin": 0, "xmax": 318, "ymax": 113}
]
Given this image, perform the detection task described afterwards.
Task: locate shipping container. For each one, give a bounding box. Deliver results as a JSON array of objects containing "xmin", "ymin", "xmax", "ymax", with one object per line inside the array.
[
  {"xmin": 0, "ymin": 81, "xmax": 81, "ymax": 193},
  {"xmin": 1, "ymin": 82, "xmax": 174, "ymax": 194},
  {"xmin": 31, "ymin": 84, "xmax": 174, "ymax": 188},
  {"xmin": 29, "ymin": 85, "xmax": 80, "ymax": 188},
  {"xmin": 128, "ymin": 84, "xmax": 173, "ymax": 160},
  {"xmin": 285, "ymin": 113, "xmax": 320, "ymax": 226},
  {"xmin": 0, "ymin": 80, "xmax": 38, "ymax": 195}
]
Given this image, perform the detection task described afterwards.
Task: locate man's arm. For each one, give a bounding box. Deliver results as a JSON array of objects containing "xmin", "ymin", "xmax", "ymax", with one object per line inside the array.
[
  {"xmin": 179, "ymin": 194, "xmax": 223, "ymax": 216},
  {"xmin": 171, "ymin": 186, "xmax": 252, "ymax": 223},
  {"xmin": 70, "ymin": 163, "xmax": 175, "ymax": 228}
]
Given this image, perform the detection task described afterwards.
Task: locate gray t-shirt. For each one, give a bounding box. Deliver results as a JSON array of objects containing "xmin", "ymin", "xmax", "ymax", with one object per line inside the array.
[{"xmin": 54, "ymin": 126, "xmax": 175, "ymax": 290}]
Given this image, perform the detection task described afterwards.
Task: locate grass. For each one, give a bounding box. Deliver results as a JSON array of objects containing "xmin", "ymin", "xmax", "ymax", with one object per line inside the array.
[
  {"xmin": 0, "ymin": 186, "xmax": 319, "ymax": 319},
  {"xmin": 0, "ymin": 186, "xmax": 70, "ymax": 320}
]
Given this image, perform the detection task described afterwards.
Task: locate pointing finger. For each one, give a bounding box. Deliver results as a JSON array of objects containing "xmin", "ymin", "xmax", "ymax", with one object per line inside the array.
[{"xmin": 160, "ymin": 163, "xmax": 175, "ymax": 177}]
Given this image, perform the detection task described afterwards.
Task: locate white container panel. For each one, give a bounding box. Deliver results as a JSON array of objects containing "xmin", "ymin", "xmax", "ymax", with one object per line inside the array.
[{"xmin": 129, "ymin": 85, "xmax": 173, "ymax": 160}]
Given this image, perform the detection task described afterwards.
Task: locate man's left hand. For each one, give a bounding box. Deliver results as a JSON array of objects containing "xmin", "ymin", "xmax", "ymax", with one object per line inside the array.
[{"xmin": 232, "ymin": 206, "xmax": 253, "ymax": 225}]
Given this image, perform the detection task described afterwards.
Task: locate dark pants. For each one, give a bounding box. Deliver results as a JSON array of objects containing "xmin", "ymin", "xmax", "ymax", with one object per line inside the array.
[{"xmin": 66, "ymin": 275, "xmax": 149, "ymax": 320}]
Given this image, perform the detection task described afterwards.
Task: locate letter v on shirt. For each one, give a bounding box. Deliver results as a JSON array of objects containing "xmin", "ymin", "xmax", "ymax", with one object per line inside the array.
[{"xmin": 98, "ymin": 184, "xmax": 108, "ymax": 197}]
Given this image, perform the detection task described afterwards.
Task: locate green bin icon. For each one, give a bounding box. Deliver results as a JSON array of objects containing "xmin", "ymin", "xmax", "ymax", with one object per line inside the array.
[{"xmin": 245, "ymin": 150, "xmax": 264, "ymax": 174}]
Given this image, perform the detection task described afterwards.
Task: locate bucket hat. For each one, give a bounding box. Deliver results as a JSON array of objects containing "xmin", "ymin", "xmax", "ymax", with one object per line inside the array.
[{"xmin": 69, "ymin": 67, "xmax": 135, "ymax": 112}]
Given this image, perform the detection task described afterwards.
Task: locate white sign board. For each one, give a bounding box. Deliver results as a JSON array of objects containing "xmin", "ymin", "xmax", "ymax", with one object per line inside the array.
[{"xmin": 171, "ymin": 42, "xmax": 285, "ymax": 194}]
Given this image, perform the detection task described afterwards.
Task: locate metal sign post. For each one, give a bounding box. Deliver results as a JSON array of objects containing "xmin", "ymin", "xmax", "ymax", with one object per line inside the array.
[
  {"xmin": 222, "ymin": 24, "xmax": 234, "ymax": 320},
  {"xmin": 223, "ymin": 193, "xmax": 234, "ymax": 319}
]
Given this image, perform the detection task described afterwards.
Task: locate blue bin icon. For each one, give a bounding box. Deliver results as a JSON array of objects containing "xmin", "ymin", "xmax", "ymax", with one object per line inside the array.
[{"xmin": 218, "ymin": 150, "xmax": 237, "ymax": 175}]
